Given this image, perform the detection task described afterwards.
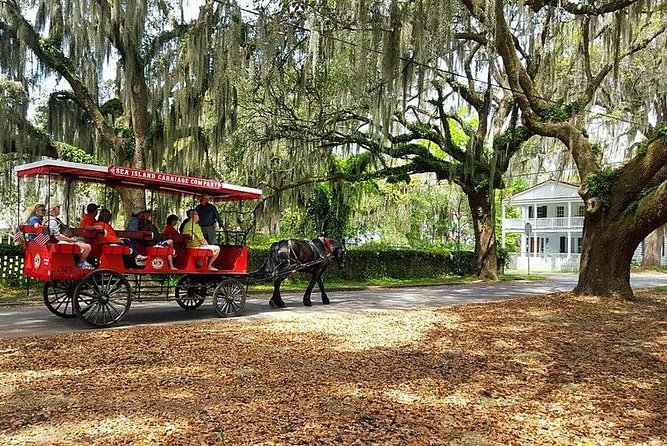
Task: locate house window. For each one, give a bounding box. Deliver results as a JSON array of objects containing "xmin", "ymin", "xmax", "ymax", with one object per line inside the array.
[
  {"xmin": 576, "ymin": 205, "xmax": 585, "ymax": 217},
  {"xmin": 556, "ymin": 206, "xmax": 565, "ymax": 218},
  {"xmin": 560, "ymin": 236, "xmax": 567, "ymax": 253},
  {"xmin": 528, "ymin": 206, "xmax": 534, "ymax": 218},
  {"xmin": 537, "ymin": 205, "xmax": 547, "ymax": 218},
  {"xmin": 575, "ymin": 237, "xmax": 583, "ymax": 253}
]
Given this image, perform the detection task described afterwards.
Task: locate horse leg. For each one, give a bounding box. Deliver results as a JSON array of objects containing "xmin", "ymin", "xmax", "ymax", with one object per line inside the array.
[
  {"xmin": 269, "ymin": 276, "xmax": 287, "ymax": 309},
  {"xmin": 317, "ymin": 276, "xmax": 330, "ymax": 304},
  {"xmin": 303, "ymin": 273, "xmax": 318, "ymax": 306}
]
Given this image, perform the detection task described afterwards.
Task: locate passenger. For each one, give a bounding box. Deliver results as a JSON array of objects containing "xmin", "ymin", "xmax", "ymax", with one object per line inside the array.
[
  {"xmin": 183, "ymin": 210, "xmax": 220, "ymax": 271},
  {"xmin": 125, "ymin": 206, "xmax": 144, "ymax": 231},
  {"xmin": 27, "ymin": 203, "xmax": 46, "ymax": 226},
  {"xmin": 163, "ymin": 214, "xmax": 180, "ymax": 237},
  {"xmin": 178, "ymin": 209, "xmax": 195, "ymax": 233},
  {"xmin": 97, "ymin": 209, "xmax": 148, "ymax": 265},
  {"xmin": 195, "ymin": 194, "xmax": 223, "ymax": 244},
  {"xmin": 80, "ymin": 203, "xmax": 101, "ymax": 229},
  {"xmin": 45, "ymin": 204, "xmax": 94, "ymax": 269},
  {"xmin": 139, "ymin": 210, "xmax": 176, "ymax": 270},
  {"xmin": 26, "ymin": 203, "xmax": 46, "ymax": 240}
]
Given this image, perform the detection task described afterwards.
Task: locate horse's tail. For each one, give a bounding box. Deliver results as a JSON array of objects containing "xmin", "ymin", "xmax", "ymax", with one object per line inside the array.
[{"xmin": 251, "ymin": 240, "xmax": 289, "ymax": 279}]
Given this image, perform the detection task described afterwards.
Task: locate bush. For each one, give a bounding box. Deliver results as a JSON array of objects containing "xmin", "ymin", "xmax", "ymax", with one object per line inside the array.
[
  {"xmin": 247, "ymin": 246, "xmax": 476, "ymax": 280},
  {"xmin": 0, "ymin": 244, "xmax": 22, "ymax": 256}
]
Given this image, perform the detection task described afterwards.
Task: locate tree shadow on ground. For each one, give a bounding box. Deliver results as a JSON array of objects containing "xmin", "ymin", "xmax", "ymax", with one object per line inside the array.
[{"xmin": 0, "ymin": 291, "xmax": 665, "ymax": 445}]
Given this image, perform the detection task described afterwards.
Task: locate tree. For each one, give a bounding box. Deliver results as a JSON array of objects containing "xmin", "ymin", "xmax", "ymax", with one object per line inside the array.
[
  {"xmin": 0, "ymin": 0, "xmax": 248, "ymax": 211},
  {"xmin": 240, "ymin": 1, "xmax": 537, "ymax": 279},
  {"xmin": 487, "ymin": 0, "xmax": 667, "ymax": 297}
]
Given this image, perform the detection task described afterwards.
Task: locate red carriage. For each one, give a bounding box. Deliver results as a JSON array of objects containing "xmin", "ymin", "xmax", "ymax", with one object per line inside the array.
[{"xmin": 14, "ymin": 160, "xmax": 262, "ymax": 327}]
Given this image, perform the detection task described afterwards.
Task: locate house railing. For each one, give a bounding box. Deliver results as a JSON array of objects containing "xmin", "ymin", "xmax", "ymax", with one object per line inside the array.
[{"xmin": 503, "ymin": 217, "xmax": 584, "ymax": 231}]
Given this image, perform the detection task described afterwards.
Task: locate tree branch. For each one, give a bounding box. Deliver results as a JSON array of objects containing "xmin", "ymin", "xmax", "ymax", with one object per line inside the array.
[{"xmin": 1, "ymin": 3, "xmax": 124, "ymax": 150}]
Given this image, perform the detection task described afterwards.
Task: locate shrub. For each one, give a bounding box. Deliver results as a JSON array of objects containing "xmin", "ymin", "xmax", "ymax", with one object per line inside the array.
[{"xmin": 247, "ymin": 246, "xmax": 476, "ymax": 280}]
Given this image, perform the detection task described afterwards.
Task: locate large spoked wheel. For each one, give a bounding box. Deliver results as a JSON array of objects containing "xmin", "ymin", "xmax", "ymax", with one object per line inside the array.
[
  {"xmin": 175, "ymin": 276, "xmax": 210, "ymax": 310},
  {"xmin": 43, "ymin": 281, "xmax": 78, "ymax": 318},
  {"xmin": 213, "ymin": 278, "xmax": 247, "ymax": 318},
  {"xmin": 73, "ymin": 270, "xmax": 132, "ymax": 327}
]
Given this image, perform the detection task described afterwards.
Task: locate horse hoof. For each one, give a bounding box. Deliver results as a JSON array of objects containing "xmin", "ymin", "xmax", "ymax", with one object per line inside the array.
[
  {"xmin": 322, "ymin": 300, "xmax": 330, "ymax": 305},
  {"xmin": 303, "ymin": 301, "xmax": 312, "ymax": 307},
  {"xmin": 269, "ymin": 301, "xmax": 277, "ymax": 309}
]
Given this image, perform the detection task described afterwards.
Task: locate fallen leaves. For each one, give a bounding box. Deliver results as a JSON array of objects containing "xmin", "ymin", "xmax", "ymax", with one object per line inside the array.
[{"xmin": 0, "ymin": 290, "xmax": 665, "ymax": 445}]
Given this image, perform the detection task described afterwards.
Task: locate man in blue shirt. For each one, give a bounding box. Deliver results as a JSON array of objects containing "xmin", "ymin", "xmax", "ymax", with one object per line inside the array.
[
  {"xmin": 195, "ymin": 195, "xmax": 223, "ymax": 244},
  {"xmin": 125, "ymin": 206, "xmax": 143, "ymax": 231}
]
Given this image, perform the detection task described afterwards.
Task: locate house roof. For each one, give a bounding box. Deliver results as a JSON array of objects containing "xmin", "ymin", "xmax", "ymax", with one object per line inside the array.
[{"xmin": 505, "ymin": 179, "xmax": 581, "ymax": 204}]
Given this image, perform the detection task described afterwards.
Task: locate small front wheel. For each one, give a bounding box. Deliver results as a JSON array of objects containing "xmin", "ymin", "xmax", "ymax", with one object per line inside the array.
[
  {"xmin": 43, "ymin": 280, "xmax": 77, "ymax": 318},
  {"xmin": 175, "ymin": 275, "xmax": 209, "ymax": 310},
  {"xmin": 212, "ymin": 278, "xmax": 246, "ymax": 318},
  {"xmin": 73, "ymin": 270, "xmax": 132, "ymax": 327}
]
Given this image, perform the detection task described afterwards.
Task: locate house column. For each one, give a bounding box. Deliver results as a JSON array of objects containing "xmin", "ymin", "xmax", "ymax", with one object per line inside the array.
[
  {"xmin": 533, "ymin": 202, "xmax": 538, "ymax": 227},
  {"xmin": 567, "ymin": 231, "xmax": 572, "ymax": 259},
  {"xmin": 533, "ymin": 231, "xmax": 538, "ymax": 257},
  {"xmin": 520, "ymin": 233, "xmax": 526, "ymax": 258},
  {"xmin": 567, "ymin": 202, "xmax": 572, "ymax": 227}
]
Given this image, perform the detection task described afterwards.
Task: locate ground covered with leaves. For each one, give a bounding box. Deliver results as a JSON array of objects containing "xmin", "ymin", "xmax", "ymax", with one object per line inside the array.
[{"xmin": 0, "ymin": 290, "xmax": 665, "ymax": 445}]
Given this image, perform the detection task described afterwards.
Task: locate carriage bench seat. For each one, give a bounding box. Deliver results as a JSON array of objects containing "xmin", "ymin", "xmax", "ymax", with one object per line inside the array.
[
  {"xmin": 48, "ymin": 243, "xmax": 81, "ymax": 254},
  {"xmin": 183, "ymin": 247, "xmax": 216, "ymax": 271},
  {"xmin": 100, "ymin": 244, "xmax": 132, "ymax": 255},
  {"xmin": 72, "ymin": 228, "xmax": 104, "ymax": 237},
  {"xmin": 20, "ymin": 224, "xmax": 45, "ymax": 234},
  {"xmin": 187, "ymin": 248, "xmax": 215, "ymax": 257},
  {"xmin": 146, "ymin": 246, "xmax": 172, "ymax": 257}
]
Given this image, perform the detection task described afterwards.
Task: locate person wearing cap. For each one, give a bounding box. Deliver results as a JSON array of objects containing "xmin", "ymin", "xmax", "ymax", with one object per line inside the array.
[
  {"xmin": 45, "ymin": 205, "xmax": 94, "ymax": 269},
  {"xmin": 80, "ymin": 203, "xmax": 101, "ymax": 229},
  {"xmin": 125, "ymin": 206, "xmax": 144, "ymax": 231},
  {"xmin": 195, "ymin": 194, "xmax": 223, "ymax": 245}
]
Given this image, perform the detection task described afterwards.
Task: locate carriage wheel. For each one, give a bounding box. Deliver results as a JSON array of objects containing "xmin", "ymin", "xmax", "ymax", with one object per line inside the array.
[
  {"xmin": 174, "ymin": 276, "xmax": 209, "ymax": 310},
  {"xmin": 43, "ymin": 281, "xmax": 77, "ymax": 318},
  {"xmin": 213, "ymin": 278, "xmax": 247, "ymax": 318},
  {"xmin": 73, "ymin": 270, "xmax": 132, "ymax": 327}
]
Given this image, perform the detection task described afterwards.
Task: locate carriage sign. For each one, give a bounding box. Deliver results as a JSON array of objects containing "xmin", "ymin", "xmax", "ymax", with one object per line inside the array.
[{"xmin": 108, "ymin": 166, "xmax": 223, "ymax": 189}]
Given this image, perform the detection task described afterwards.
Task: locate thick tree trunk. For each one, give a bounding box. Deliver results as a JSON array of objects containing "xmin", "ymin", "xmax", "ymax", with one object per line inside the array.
[
  {"xmin": 641, "ymin": 225, "xmax": 664, "ymax": 267},
  {"xmin": 574, "ymin": 213, "xmax": 640, "ymax": 299},
  {"xmin": 467, "ymin": 190, "xmax": 498, "ymax": 280}
]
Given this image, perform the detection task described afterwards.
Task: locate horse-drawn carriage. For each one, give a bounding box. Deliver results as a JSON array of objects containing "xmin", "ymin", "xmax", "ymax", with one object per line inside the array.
[{"xmin": 14, "ymin": 159, "xmax": 263, "ymax": 327}]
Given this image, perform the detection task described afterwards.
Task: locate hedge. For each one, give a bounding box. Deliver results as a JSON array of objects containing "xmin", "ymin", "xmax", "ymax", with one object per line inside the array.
[
  {"xmin": 0, "ymin": 244, "xmax": 477, "ymax": 285},
  {"xmin": 247, "ymin": 248, "xmax": 476, "ymax": 280}
]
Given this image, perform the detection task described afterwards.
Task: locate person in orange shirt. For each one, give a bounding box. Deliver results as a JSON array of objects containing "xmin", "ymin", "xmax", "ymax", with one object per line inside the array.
[
  {"xmin": 97, "ymin": 209, "xmax": 147, "ymax": 265},
  {"xmin": 80, "ymin": 203, "xmax": 101, "ymax": 229}
]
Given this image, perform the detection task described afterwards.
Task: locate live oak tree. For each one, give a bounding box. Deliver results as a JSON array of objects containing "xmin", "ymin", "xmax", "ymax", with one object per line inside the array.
[
  {"xmin": 240, "ymin": 0, "xmax": 534, "ymax": 279},
  {"xmin": 486, "ymin": 0, "xmax": 667, "ymax": 297},
  {"xmin": 0, "ymin": 0, "xmax": 248, "ymax": 210}
]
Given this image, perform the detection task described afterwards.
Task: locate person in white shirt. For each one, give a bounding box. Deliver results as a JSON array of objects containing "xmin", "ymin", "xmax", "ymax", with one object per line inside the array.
[{"xmin": 46, "ymin": 205, "xmax": 94, "ymax": 269}]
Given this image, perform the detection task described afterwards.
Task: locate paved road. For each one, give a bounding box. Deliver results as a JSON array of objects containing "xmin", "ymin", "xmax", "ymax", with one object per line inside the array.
[{"xmin": 1, "ymin": 272, "xmax": 666, "ymax": 339}]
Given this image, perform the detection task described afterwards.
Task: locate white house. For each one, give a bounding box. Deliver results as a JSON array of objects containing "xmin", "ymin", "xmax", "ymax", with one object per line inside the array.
[{"xmin": 501, "ymin": 180, "xmax": 644, "ymax": 272}]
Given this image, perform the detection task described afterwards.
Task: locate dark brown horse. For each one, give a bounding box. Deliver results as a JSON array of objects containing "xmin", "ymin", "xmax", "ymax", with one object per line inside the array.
[{"xmin": 262, "ymin": 237, "xmax": 346, "ymax": 308}]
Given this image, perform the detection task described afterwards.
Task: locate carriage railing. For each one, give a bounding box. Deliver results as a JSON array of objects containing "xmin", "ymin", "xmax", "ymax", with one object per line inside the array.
[{"xmin": 216, "ymin": 230, "xmax": 247, "ymax": 247}]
